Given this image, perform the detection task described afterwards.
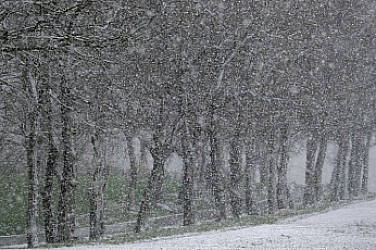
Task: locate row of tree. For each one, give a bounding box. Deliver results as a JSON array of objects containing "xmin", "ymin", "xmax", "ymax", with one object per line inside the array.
[{"xmin": 1, "ymin": 0, "xmax": 376, "ymax": 248}]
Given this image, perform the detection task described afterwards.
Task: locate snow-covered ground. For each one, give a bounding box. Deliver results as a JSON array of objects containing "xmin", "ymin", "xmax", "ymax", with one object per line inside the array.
[{"xmin": 34, "ymin": 198, "xmax": 376, "ymax": 250}]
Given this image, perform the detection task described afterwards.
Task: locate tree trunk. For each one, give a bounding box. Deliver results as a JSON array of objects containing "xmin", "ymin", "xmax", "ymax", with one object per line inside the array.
[
  {"xmin": 266, "ymin": 125, "xmax": 277, "ymax": 214},
  {"xmin": 24, "ymin": 64, "xmax": 40, "ymax": 248},
  {"xmin": 128, "ymin": 137, "xmax": 140, "ymax": 212},
  {"xmin": 58, "ymin": 78, "xmax": 77, "ymax": 242},
  {"xmin": 259, "ymin": 139, "xmax": 268, "ymax": 210},
  {"xmin": 361, "ymin": 131, "xmax": 372, "ymax": 195},
  {"xmin": 89, "ymin": 129, "xmax": 107, "ymax": 240},
  {"xmin": 229, "ymin": 138, "xmax": 242, "ymax": 219},
  {"xmin": 134, "ymin": 148, "xmax": 165, "ymax": 233},
  {"xmin": 181, "ymin": 123, "xmax": 195, "ymax": 226},
  {"xmin": 26, "ymin": 113, "xmax": 40, "ymax": 248},
  {"xmin": 41, "ymin": 85, "xmax": 58, "ymax": 244},
  {"xmin": 303, "ymin": 134, "xmax": 317, "ymax": 206},
  {"xmin": 330, "ymin": 134, "xmax": 349, "ymax": 201},
  {"xmin": 41, "ymin": 131, "xmax": 58, "ymax": 243},
  {"xmin": 209, "ymin": 127, "xmax": 226, "ymax": 221},
  {"xmin": 135, "ymin": 97, "xmax": 168, "ymax": 233},
  {"xmin": 313, "ymin": 133, "xmax": 327, "ymax": 202},
  {"xmin": 244, "ymin": 137, "xmax": 257, "ymax": 215},
  {"xmin": 348, "ymin": 130, "xmax": 362, "ymax": 199},
  {"xmin": 277, "ymin": 122, "xmax": 290, "ymax": 210}
]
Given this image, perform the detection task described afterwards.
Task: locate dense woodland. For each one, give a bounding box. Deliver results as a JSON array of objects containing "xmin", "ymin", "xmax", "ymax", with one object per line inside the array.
[{"xmin": 1, "ymin": 0, "xmax": 376, "ymax": 248}]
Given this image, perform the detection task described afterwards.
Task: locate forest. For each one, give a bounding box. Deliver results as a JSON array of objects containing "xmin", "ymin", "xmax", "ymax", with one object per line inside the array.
[{"xmin": 1, "ymin": 0, "xmax": 376, "ymax": 248}]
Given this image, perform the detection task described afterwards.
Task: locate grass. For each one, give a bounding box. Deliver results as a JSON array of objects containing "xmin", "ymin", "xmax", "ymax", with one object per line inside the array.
[
  {"xmin": 0, "ymin": 174, "xmax": 28, "ymax": 236},
  {"xmin": 37, "ymin": 195, "xmax": 376, "ymax": 249},
  {"xmin": 0, "ymin": 173, "xmax": 181, "ymax": 236},
  {"xmin": 2, "ymin": 172, "xmax": 375, "ymax": 248}
]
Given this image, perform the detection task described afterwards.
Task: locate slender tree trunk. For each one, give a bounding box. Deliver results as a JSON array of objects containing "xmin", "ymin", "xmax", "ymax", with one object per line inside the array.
[
  {"xmin": 244, "ymin": 137, "xmax": 257, "ymax": 215},
  {"xmin": 41, "ymin": 84, "xmax": 58, "ymax": 244},
  {"xmin": 259, "ymin": 138, "xmax": 268, "ymax": 210},
  {"xmin": 135, "ymin": 97, "xmax": 168, "ymax": 233},
  {"xmin": 181, "ymin": 122, "xmax": 195, "ymax": 226},
  {"xmin": 277, "ymin": 122, "xmax": 290, "ymax": 210},
  {"xmin": 348, "ymin": 130, "xmax": 362, "ymax": 199},
  {"xmin": 41, "ymin": 131, "xmax": 58, "ymax": 243},
  {"xmin": 354, "ymin": 132, "xmax": 364, "ymax": 197},
  {"xmin": 89, "ymin": 129, "xmax": 107, "ymax": 240},
  {"xmin": 134, "ymin": 147, "xmax": 165, "ymax": 232},
  {"xmin": 330, "ymin": 135, "xmax": 348, "ymax": 201},
  {"xmin": 266, "ymin": 125, "xmax": 277, "ymax": 214},
  {"xmin": 340, "ymin": 137, "xmax": 350, "ymax": 200},
  {"xmin": 361, "ymin": 131, "xmax": 372, "ymax": 195},
  {"xmin": 313, "ymin": 133, "xmax": 328, "ymax": 202},
  {"xmin": 24, "ymin": 65, "xmax": 40, "ymax": 248},
  {"xmin": 209, "ymin": 125, "xmax": 226, "ymax": 221},
  {"xmin": 303, "ymin": 133, "xmax": 317, "ymax": 206},
  {"xmin": 26, "ymin": 113, "xmax": 40, "ymax": 248},
  {"xmin": 128, "ymin": 137, "xmax": 140, "ymax": 212},
  {"xmin": 229, "ymin": 138, "xmax": 242, "ymax": 219},
  {"xmin": 58, "ymin": 78, "xmax": 77, "ymax": 242}
]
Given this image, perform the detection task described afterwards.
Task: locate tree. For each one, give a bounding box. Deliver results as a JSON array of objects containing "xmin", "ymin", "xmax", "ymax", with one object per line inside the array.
[{"xmin": 23, "ymin": 60, "xmax": 41, "ymax": 248}]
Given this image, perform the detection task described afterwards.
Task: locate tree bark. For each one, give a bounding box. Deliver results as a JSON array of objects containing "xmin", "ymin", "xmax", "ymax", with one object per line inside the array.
[
  {"xmin": 40, "ymin": 83, "xmax": 58, "ymax": 244},
  {"xmin": 208, "ymin": 100, "xmax": 227, "ymax": 222},
  {"xmin": 26, "ymin": 121, "xmax": 39, "ymax": 248},
  {"xmin": 330, "ymin": 134, "xmax": 349, "ymax": 201},
  {"xmin": 89, "ymin": 129, "xmax": 107, "ymax": 240},
  {"xmin": 266, "ymin": 125, "xmax": 277, "ymax": 214},
  {"xmin": 244, "ymin": 137, "xmax": 257, "ymax": 215},
  {"xmin": 128, "ymin": 137, "xmax": 140, "ymax": 212},
  {"xmin": 134, "ymin": 148, "xmax": 165, "ymax": 233},
  {"xmin": 229, "ymin": 138, "xmax": 242, "ymax": 219},
  {"xmin": 276, "ymin": 122, "xmax": 291, "ymax": 210},
  {"xmin": 348, "ymin": 130, "xmax": 362, "ymax": 199},
  {"xmin": 181, "ymin": 121, "xmax": 195, "ymax": 226},
  {"xmin": 58, "ymin": 77, "xmax": 77, "ymax": 242},
  {"xmin": 313, "ymin": 133, "xmax": 328, "ymax": 202},
  {"xmin": 41, "ymin": 129, "xmax": 58, "ymax": 243},
  {"xmin": 361, "ymin": 131, "xmax": 372, "ymax": 195},
  {"xmin": 135, "ymin": 96, "xmax": 168, "ymax": 233},
  {"xmin": 303, "ymin": 133, "xmax": 317, "ymax": 206},
  {"xmin": 24, "ymin": 64, "xmax": 40, "ymax": 248}
]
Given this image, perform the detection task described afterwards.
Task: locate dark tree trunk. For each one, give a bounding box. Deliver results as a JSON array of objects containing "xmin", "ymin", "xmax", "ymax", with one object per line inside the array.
[
  {"xmin": 313, "ymin": 133, "xmax": 327, "ymax": 202},
  {"xmin": 330, "ymin": 134, "xmax": 349, "ymax": 201},
  {"xmin": 128, "ymin": 137, "xmax": 140, "ymax": 212},
  {"xmin": 259, "ymin": 139, "xmax": 268, "ymax": 207},
  {"xmin": 266, "ymin": 125, "xmax": 277, "ymax": 214},
  {"xmin": 180, "ymin": 91, "xmax": 197, "ymax": 226},
  {"xmin": 276, "ymin": 122, "xmax": 291, "ymax": 210},
  {"xmin": 89, "ymin": 129, "xmax": 107, "ymax": 240},
  {"xmin": 339, "ymin": 137, "xmax": 350, "ymax": 200},
  {"xmin": 24, "ymin": 65, "xmax": 40, "ymax": 248},
  {"xmin": 41, "ymin": 85, "xmax": 58, "ymax": 244},
  {"xmin": 135, "ymin": 97, "xmax": 168, "ymax": 233},
  {"xmin": 361, "ymin": 131, "xmax": 372, "ymax": 195},
  {"xmin": 151, "ymin": 149, "xmax": 165, "ymax": 203},
  {"xmin": 181, "ymin": 123, "xmax": 195, "ymax": 226},
  {"xmin": 57, "ymin": 78, "xmax": 77, "ymax": 242},
  {"xmin": 244, "ymin": 137, "xmax": 257, "ymax": 215},
  {"xmin": 41, "ymin": 133, "xmax": 58, "ymax": 243},
  {"xmin": 303, "ymin": 134, "xmax": 317, "ymax": 206},
  {"xmin": 348, "ymin": 130, "xmax": 362, "ymax": 199},
  {"xmin": 229, "ymin": 138, "xmax": 242, "ymax": 219},
  {"xmin": 209, "ymin": 128, "xmax": 226, "ymax": 221},
  {"xmin": 134, "ymin": 148, "xmax": 165, "ymax": 233},
  {"xmin": 26, "ymin": 114, "xmax": 40, "ymax": 248}
]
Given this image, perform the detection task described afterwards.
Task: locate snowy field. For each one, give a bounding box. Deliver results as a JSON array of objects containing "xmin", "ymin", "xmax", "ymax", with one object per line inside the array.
[{"xmin": 35, "ymin": 198, "xmax": 376, "ymax": 250}]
